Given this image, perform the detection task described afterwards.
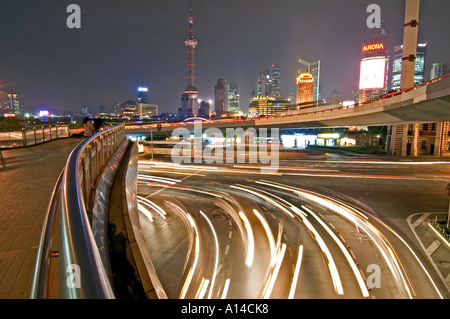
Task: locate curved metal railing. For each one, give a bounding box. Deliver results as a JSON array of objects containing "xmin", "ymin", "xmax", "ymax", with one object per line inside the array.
[
  {"xmin": 0, "ymin": 123, "xmax": 70, "ymax": 149},
  {"xmin": 30, "ymin": 124, "xmax": 126, "ymax": 299}
]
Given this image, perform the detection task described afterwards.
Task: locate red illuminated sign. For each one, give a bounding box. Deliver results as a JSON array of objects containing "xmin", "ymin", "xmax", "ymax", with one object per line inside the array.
[{"xmin": 362, "ymin": 43, "xmax": 384, "ymax": 52}]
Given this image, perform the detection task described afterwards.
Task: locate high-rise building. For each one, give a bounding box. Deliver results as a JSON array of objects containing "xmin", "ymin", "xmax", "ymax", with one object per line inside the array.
[
  {"xmin": 5, "ymin": 92, "xmax": 24, "ymax": 117},
  {"xmin": 214, "ymin": 79, "xmax": 228, "ymax": 117},
  {"xmin": 228, "ymin": 84, "xmax": 240, "ymax": 114},
  {"xmin": 296, "ymin": 73, "xmax": 314, "ymax": 105},
  {"xmin": 249, "ymin": 96, "xmax": 291, "ymax": 117},
  {"xmin": 390, "ymin": 43, "xmax": 427, "ymax": 91},
  {"xmin": 255, "ymin": 64, "xmax": 282, "ymax": 98},
  {"xmin": 270, "ymin": 64, "xmax": 281, "ymax": 98},
  {"xmin": 358, "ymin": 28, "xmax": 389, "ymax": 103},
  {"xmin": 256, "ymin": 69, "xmax": 271, "ymax": 97},
  {"xmin": 137, "ymin": 86, "xmax": 149, "ymax": 104},
  {"xmin": 430, "ymin": 62, "xmax": 448, "ymax": 80},
  {"xmin": 297, "ymin": 58, "xmax": 321, "ymax": 102},
  {"xmin": 197, "ymin": 100, "xmax": 210, "ymax": 119},
  {"xmin": 179, "ymin": 4, "xmax": 199, "ymax": 118}
]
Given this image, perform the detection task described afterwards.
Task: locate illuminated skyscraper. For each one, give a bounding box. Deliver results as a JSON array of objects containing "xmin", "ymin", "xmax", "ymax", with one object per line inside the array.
[
  {"xmin": 179, "ymin": 3, "xmax": 199, "ymax": 118},
  {"xmin": 296, "ymin": 73, "xmax": 314, "ymax": 105},
  {"xmin": 391, "ymin": 43, "xmax": 428, "ymax": 91},
  {"xmin": 297, "ymin": 58, "xmax": 321, "ymax": 102},
  {"xmin": 430, "ymin": 63, "xmax": 448, "ymax": 80},
  {"xmin": 228, "ymin": 84, "xmax": 240, "ymax": 114},
  {"xmin": 270, "ymin": 64, "xmax": 281, "ymax": 98},
  {"xmin": 358, "ymin": 28, "xmax": 389, "ymax": 103},
  {"xmin": 215, "ymin": 79, "xmax": 228, "ymax": 117},
  {"xmin": 5, "ymin": 92, "xmax": 23, "ymax": 117},
  {"xmin": 255, "ymin": 64, "xmax": 282, "ymax": 98},
  {"xmin": 137, "ymin": 86, "xmax": 149, "ymax": 104}
]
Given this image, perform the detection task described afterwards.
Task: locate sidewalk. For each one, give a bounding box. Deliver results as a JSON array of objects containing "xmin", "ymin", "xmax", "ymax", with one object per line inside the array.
[
  {"xmin": 408, "ymin": 212, "xmax": 450, "ymax": 297},
  {"xmin": 0, "ymin": 137, "xmax": 82, "ymax": 299}
]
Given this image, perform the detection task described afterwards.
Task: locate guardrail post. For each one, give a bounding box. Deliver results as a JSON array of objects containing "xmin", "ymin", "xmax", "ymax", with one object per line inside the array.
[{"xmin": 22, "ymin": 127, "xmax": 27, "ymax": 147}]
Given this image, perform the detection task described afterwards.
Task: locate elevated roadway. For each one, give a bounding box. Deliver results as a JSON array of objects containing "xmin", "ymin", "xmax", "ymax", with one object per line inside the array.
[{"xmin": 126, "ymin": 74, "xmax": 450, "ymax": 135}]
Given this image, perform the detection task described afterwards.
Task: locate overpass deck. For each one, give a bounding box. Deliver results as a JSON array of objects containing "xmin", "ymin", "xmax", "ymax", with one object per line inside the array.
[{"xmin": 0, "ymin": 137, "xmax": 83, "ymax": 298}]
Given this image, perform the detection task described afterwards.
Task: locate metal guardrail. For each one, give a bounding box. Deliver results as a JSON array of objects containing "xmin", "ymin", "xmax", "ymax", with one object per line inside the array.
[
  {"xmin": 30, "ymin": 124, "xmax": 126, "ymax": 299},
  {"xmin": 0, "ymin": 124, "xmax": 70, "ymax": 149}
]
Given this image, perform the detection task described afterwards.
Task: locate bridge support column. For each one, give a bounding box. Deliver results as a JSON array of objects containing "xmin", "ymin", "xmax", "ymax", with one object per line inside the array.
[
  {"xmin": 401, "ymin": 0, "xmax": 420, "ymax": 90},
  {"xmin": 411, "ymin": 124, "xmax": 419, "ymax": 157}
]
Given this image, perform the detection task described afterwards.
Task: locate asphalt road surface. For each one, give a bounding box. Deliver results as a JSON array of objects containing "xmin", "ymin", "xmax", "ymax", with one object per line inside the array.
[{"xmin": 136, "ymin": 152, "xmax": 450, "ymax": 299}]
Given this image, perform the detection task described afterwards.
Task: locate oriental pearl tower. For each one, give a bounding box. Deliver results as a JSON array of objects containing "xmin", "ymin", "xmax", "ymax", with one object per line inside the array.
[{"xmin": 179, "ymin": 3, "xmax": 199, "ymax": 117}]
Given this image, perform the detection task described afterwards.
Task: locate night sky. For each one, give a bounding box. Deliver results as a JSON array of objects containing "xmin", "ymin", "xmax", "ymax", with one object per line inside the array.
[{"xmin": 0, "ymin": 0, "xmax": 449, "ymax": 114}]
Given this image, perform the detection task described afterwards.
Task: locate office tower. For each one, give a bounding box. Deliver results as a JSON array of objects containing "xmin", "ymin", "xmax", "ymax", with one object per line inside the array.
[
  {"xmin": 137, "ymin": 86, "xmax": 149, "ymax": 104},
  {"xmin": 358, "ymin": 28, "xmax": 389, "ymax": 103},
  {"xmin": 297, "ymin": 58, "xmax": 321, "ymax": 102},
  {"xmin": 255, "ymin": 64, "xmax": 282, "ymax": 98},
  {"xmin": 430, "ymin": 63, "xmax": 448, "ymax": 80},
  {"xmin": 249, "ymin": 96, "xmax": 291, "ymax": 117},
  {"xmin": 391, "ymin": 43, "xmax": 427, "ymax": 91},
  {"xmin": 198, "ymin": 100, "xmax": 210, "ymax": 118},
  {"xmin": 179, "ymin": 4, "xmax": 199, "ymax": 117},
  {"xmin": 228, "ymin": 84, "xmax": 240, "ymax": 114},
  {"xmin": 215, "ymin": 79, "xmax": 228, "ymax": 117},
  {"xmin": 5, "ymin": 92, "xmax": 24, "ymax": 117},
  {"xmin": 296, "ymin": 73, "xmax": 314, "ymax": 105},
  {"xmin": 270, "ymin": 64, "xmax": 281, "ymax": 98},
  {"xmin": 256, "ymin": 69, "xmax": 271, "ymax": 97}
]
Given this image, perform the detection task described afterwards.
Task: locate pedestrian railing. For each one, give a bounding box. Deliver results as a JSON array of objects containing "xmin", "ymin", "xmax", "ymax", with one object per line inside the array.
[
  {"xmin": 30, "ymin": 124, "xmax": 126, "ymax": 299},
  {"xmin": 0, "ymin": 124, "xmax": 70, "ymax": 149}
]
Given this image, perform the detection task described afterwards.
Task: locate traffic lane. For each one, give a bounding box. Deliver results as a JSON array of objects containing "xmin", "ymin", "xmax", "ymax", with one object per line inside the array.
[{"xmin": 137, "ymin": 164, "xmax": 446, "ymax": 298}]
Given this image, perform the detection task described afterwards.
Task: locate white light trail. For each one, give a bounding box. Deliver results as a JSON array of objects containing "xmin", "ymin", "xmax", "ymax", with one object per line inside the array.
[
  {"xmin": 220, "ymin": 278, "xmax": 231, "ymax": 299},
  {"xmin": 230, "ymin": 184, "xmax": 295, "ymax": 218},
  {"xmin": 261, "ymin": 243, "xmax": 287, "ymax": 299},
  {"xmin": 253, "ymin": 209, "xmax": 276, "ymax": 267},
  {"xmin": 239, "ymin": 211, "xmax": 255, "ymax": 268},
  {"xmin": 288, "ymin": 245, "xmax": 304, "ymax": 299},
  {"xmin": 301, "ymin": 205, "xmax": 370, "ymax": 298},
  {"xmin": 199, "ymin": 210, "xmax": 220, "ymax": 299}
]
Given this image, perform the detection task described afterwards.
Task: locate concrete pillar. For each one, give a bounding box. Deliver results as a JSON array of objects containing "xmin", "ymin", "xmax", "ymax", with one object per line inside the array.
[
  {"xmin": 411, "ymin": 124, "xmax": 419, "ymax": 156},
  {"xmin": 400, "ymin": 0, "xmax": 420, "ymax": 90},
  {"xmin": 401, "ymin": 124, "xmax": 409, "ymax": 156},
  {"xmin": 434, "ymin": 122, "xmax": 443, "ymax": 156}
]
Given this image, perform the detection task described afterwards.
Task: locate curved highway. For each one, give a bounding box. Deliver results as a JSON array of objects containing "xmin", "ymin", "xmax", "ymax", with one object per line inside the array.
[{"xmin": 136, "ymin": 159, "xmax": 448, "ymax": 299}]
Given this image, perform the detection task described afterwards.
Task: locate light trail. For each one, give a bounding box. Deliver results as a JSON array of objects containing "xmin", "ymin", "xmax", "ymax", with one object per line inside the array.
[
  {"xmin": 137, "ymin": 203, "xmax": 153, "ymax": 222},
  {"xmin": 261, "ymin": 243, "xmax": 287, "ymax": 299},
  {"xmin": 288, "ymin": 245, "xmax": 304, "ymax": 299},
  {"xmin": 230, "ymin": 184, "xmax": 295, "ymax": 218},
  {"xmin": 252, "ymin": 209, "xmax": 276, "ymax": 267},
  {"xmin": 137, "ymin": 195, "xmax": 167, "ymax": 219},
  {"xmin": 238, "ymin": 211, "xmax": 255, "ymax": 268},
  {"xmin": 220, "ymin": 278, "xmax": 231, "ymax": 299},
  {"xmin": 199, "ymin": 210, "xmax": 220, "ymax": 299},
  {"xmin": 301, "ymin": 205, "xmax": 370, "ymax": 297},
  {"xmin": 255, "ymin": 179, "xmax": 413, "ymax": 298}
]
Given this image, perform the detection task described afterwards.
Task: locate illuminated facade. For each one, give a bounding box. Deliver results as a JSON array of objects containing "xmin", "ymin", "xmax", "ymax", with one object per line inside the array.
[
  {"xmin": 249, "ymin": 96, "xmax": 290, "ymax": 117},
  {"xmin": 4, "ymin": 92, "xmax": 24, "ymax": 117},
  {"xmin": 297, "ymin": 58, "xmax": 320, "ymax": 102},
  {"xmin": 227, "ymin": 84, "xmax": 240, "ymax": 114},
  {"xmin": 390, "ymin": 43, "xmax": 427, "ymax": 91},
  {"xmin": 430, "ymin": 63, "xmax": 448, "ymax": 80},
  {"xmin": 255, "ymin": 64, "xmax": 282, "ymax": 98},
  {"xmin": 179, "ymin": 4, "xmax": 199, "ymax": 118},
  {"xmin": 296, "ymin": 73, "xmax": 314, "ymax": 105},
  {"xmin": 137, "ymin": 86, "xmax": 149, "ymax": 104},
  {"xmin": 358, "ymin": 29, "xmax": 389, "ymax": 103}
]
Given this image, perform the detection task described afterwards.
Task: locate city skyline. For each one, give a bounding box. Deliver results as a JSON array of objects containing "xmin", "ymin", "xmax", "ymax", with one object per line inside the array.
[{"xmin": 0, "ymin": 0, "xmax": 449, "ymax": 115}]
